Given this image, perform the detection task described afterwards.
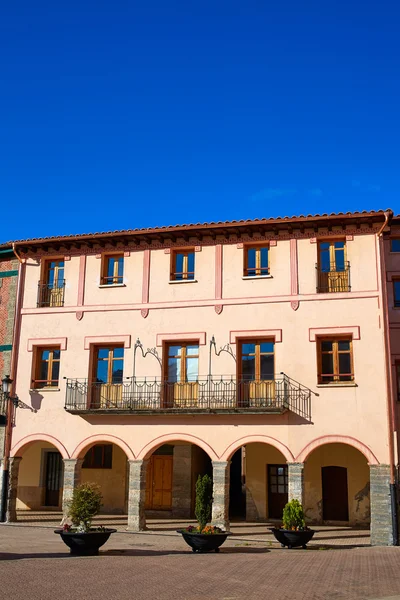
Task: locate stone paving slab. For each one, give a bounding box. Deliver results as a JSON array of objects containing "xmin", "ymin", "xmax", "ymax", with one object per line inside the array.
[{"xmin": 0, "ymin": 523, "xmax": 398, "ymax": 600}]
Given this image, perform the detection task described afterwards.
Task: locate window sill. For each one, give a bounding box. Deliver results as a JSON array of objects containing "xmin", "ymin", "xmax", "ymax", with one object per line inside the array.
[
  {"xmin": 98, "ymin": 283, "xmax": 126, "ymax": 288},
  {"xmin": 316, "ymin": 383, "xmax": 357, "ymax": 388},
  {"xmin": 242, "ymin": 275, "xmax": 272, "ymax": 280},
  {"xmin": 29, "ymin": 388, "xmax": 60, "ymax": 393},
  {"xmin": 169, "ymin": 279, "xmax": 198, "ymax": 284}
]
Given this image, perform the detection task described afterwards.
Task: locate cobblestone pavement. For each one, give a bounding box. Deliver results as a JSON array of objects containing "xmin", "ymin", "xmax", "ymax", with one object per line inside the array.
[{"xmin": 1, "ymin": 520, "xmax": 400, "ymax": 599}]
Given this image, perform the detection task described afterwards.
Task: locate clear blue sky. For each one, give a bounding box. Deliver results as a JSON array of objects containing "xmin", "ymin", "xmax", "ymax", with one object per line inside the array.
[{"xmin": 1, "ymin": 1, "xmax": 399, "ymax": 242}]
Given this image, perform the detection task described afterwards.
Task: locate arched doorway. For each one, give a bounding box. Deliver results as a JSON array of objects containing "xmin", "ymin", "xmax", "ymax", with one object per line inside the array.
[
  {"xmin": 144, "ymin": 441, "xmax": 212, "ymax": 518},
  {"xmin": 77, "ymin": 441, "xmax": 129, "ymax": 514},
  {"xmin": 304, "ymin": 443, "xmax": 370, "ymax": 525},
  {"xmin": 13, "ymin": 440, "xmax": 65, "ymax": 512},
  {"xmin": 227, "ymin": 442, "xmax": 289, "ymax": 521}
]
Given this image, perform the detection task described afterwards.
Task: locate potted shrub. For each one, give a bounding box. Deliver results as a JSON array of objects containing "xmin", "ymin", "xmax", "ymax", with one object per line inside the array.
[
  {"xmin": 270, "ymin": 499, "xmax": 315, "ymax": 549},
  {"xmin": 177, "ymin": 474, "xmax": 231, "ymax": 553},
  {"xmin": 54, "ymin": 482, "xmax": 117, "ymax": 555}
]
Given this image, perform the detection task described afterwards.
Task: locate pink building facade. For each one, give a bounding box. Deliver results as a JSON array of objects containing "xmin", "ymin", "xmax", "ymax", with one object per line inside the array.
[{"xmin": 0, "ymin": 210, "xmax": 397, "ymax": 545}]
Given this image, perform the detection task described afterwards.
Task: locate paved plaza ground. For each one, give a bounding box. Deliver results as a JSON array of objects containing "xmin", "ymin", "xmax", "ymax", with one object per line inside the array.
[{"xmin": 1, "ymin": 516, "xmax": 400, "ymax": 600}]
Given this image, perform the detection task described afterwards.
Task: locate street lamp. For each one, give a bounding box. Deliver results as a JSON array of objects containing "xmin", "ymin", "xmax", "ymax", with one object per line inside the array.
[{"xmin": 2, "ymin": 375, "xmax": 20, "ymax": 409}]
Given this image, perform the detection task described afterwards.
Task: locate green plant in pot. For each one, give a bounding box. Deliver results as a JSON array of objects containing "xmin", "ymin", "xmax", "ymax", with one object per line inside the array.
[
  {"xmin": 270, "ymin": 499, "xmax": 315, "ymax": 549},
  {"xmin": 177, "ymin": 474, "xmax": 232, "ymax": 553},
  {"xmin": 54, "ymin": 482, "xmax": 117, "ymax": 555}
]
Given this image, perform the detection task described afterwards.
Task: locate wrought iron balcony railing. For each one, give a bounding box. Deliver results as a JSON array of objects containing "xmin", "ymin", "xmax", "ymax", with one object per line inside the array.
[
  {"xmin": 315, "ymin": 262, "xmax": 350, "ymax": 293},
  {"xmin": 64, "ymin": 374, "xmax": 312, "ymax": 420},
  {"xmin": 37, "ymin": 281, "xmax": 66, "ymax": 307}
]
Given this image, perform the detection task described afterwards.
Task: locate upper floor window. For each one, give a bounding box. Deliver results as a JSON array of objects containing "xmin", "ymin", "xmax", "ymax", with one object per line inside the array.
[
  {"xmin": 101, "ymin": 254, "xmax": 124, "ymax": 285},
  {"xmin": 316, "ymin": 241, "xmax": 350, "ymax": 293},
  {"xmin": 82, "ymin": 444, "xmax": 113, "ymax": 469},
  {"xmin": 393, "ymin": 280, "xmax": 400, "ymax": 308},
  {"xmin": 170, "ymin": 249, "xmax": 195, "ymax": 281},
  {"xmin": 32, "ymin": 346, "xmax": 61, "ymax": 388},
  {"xmin": 391, "ymin": 239, "xmax": 400, "ymax": 252},
  {"xmin": 244, "ymin": 245, "xmax": 269, "ymax": 277},
  {"xmin": 317, "ymin": 337, "xmax": 354, "ymax": 384},
  {"xmin": 90, "ymin": 346, "xmax": 124, "ymax": 409},
  {"xmin": 38, "ymin": 259, "xmax": 65, "ymax": 307}
]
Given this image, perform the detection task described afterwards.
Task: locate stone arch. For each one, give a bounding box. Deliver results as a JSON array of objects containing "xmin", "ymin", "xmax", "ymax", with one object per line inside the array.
[
  {"xmin": 296, "ymin": 435, "xmax": 379, "ymax": 465},
  {"xmin": 11, "ymin": 434, "xmax": 70, "ymax": 459},
  {"xmin": 220, "ymin": 435, "xmax": 295, "ymax": 462},
  {"xmin": 72, "ymin": 434, "xmax": 135, "ymax": 460},
  {"xmin": 137, "ymin": 433, "xmax": 218, "ymax": 461}
]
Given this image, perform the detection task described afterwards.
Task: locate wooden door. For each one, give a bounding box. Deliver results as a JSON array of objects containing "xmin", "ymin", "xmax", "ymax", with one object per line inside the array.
[
  {"xmin": 318, "ymin": 241, "xmax": 348, "ymax": 292},
  {"xmin": 238, "ymin": 340, "xmax": 275, "ymax": 407},
  {"xmin": 322, "ymin": 466, "xmax": 349, "ymax": 521},
  {"xmin": 44, "ymin": 452, "xmax": 63, "ymax": 507},
  {"xmin": 268, "ymin": 464, "xmax": 288, "ymax": 519},
  {"xmin": 164, "ymin": 343, "xmax": 199, "ymax": 408},
  {"xmin": 46, "ymin": 260, "xmax": 64, "ymax": 307},
  {"xmin": 145, "ymin": 456, "xmax": 173, "ymax": 510}
]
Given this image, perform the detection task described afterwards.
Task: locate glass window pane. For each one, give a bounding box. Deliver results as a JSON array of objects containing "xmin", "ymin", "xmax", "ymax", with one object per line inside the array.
[
  {"xmin": 187, "ymin": 252, "xmax": 195, "ymax": 278},
  {"xmin": 394, "ymin": 281, "xmax": 400, "ymax": 305},
  {"xmin": 107, "ymin": 258, "xmax": 115, "ymax": 278},
  {"xmin": 247, "ymin": 248, "xmax": 256, "ymax": 270},
  {"xmin": 117, "ymin": 257, "xmax": 124, "ymax": 277},
  {"xmin": 168, "ymin": 345, "xmax": 182, "ymax": 357},
  {"xmin": 270, "ymin": 476, "xmax": 277, "ymax": 484},
  {"xmin": 112, "ymin": 360, "xmax": 123, "ymax": 383},
  {"xmin": 391, "ymin": 239, "xmax": 400, "ymax": 252},
  {"xmin": 175, "ymin": 253, "xmax": 184, "ymax": 274},
  {"xmin": 277, "ymin": 467, "xmax": 284, "ymax": 475},
  {"xmin": 52, "ymin": 361, "xmax": 60, "ymax": 383},
  {"xmin": 278, "ymin": 485, "xmax": 285, "ymax": 494},
  {"xmin": 319, "ymin": 244, "xmax": 331, "ymax": 272},
  {"xmin": 339, "ymin": 353, "xmax": 351, "ymax": 376},
  {"xmin": 40, "ymin": 361, "xmax": 48, "ymax": 382},
  {"xmin": 334, "ymin": 241, "xmax": 345, "ymax": 249},
  {"xmin": 186, "ymin": 357, "xmax": 198, "ymax": 381},
  {"xmin": 335, "ymin": 248, "xmax": 345, "ymax": 271},
  {"xmin": 260, "ymin": 342, "xmax": 274, "ymax": 353},
  {"xmin": 93, "ymin": 445, "xmax": 103, "ymax": 467},
  {"xmin": 260, "ymin": 247, "xmax": 269, "ymax": 268},
  {"xmin": 41, "ymin": 350, "xmax": 50, "ymax": 360},
  {"xmin": 242, "ymin": 343, "xmax": 255, "ymax": 355},
  {"xmin": 53, "ymin": 350, "xmax": 60, "ymax": 360},
  {"xmin": 260, "ymin": 355, "xmax": 274, "ymax": 379},
  {"xmin": 271, "ymin": 485, "xmax": 277, "ymax": 493},
  {"xmin": 338, "ymin": 341, "xmax": 350, "ymax": 351},
  {"xmin": 186, "ymin": 345, "xmax": 199, "ymax": 356},
  {"xmin": 168, "ymin": 357, "xmax": 180, "ymax": 382},
  {"xmin": 96, "ymin": 361, "xmax": 108, "ymax": 383},
  {"xmin": 98, "ymin": 348, "xmax": 110, "ymax": 359},
  {"xmin": 241, "ymin": 356, "xmax": 255, "ymax": 380},
  {"xmin": 113, "ymin": 347, "xmax": 124, "ymax": 358},
  {"xmin": 104, "ymin": 445, "xmax": 113, "ymax": 468},
  {"xmin": 321, "ymin": 341, "xmax": 333, "ymax": 352},
  {"xmin": 321, "ymin": 353, "xmax": 333, "ymax": 375}
]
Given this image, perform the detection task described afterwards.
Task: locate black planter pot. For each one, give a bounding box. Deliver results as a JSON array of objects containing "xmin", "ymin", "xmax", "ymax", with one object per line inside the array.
[
  {"xmin": 54, "ymin": 528, "xmax": 117, "ymax": 555},
  {"xmin": 270, "ymin": 527, "xmax": 315, "ymax": 549},
  {"xmin": 177, "ymin": 529, "xmax": 232, "ymax": 553}
]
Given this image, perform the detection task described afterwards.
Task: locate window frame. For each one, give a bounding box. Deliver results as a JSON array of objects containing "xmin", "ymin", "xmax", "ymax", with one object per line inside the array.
[
  {"xmin": 163, "ymin": 341, "xmax": 199, "ymax": 383},
  {"xmin": 170, "ymin": 248, "xmax": 195, "ymax": 281},
  {"xmin": 317, "ymin": 336, "xmax": 354, "ymax": 384},
  {"xmin": 100, "ymin": 253, "xmax": 124, "ymax": 286},
  {"xmin": 238, "ymin": 338, "xmax": 275, "ymax": 381},
  {"xmin": 91, "ymin": 344, "xmax": 125, "ymax": 384},
  {"xmin": 82, "ymin": 444, "xmax": 113, "ymax": 469},
  {"xmin": 31, "ymin": 345, "xmax": 61, "ymax": 389},
  {"xmin": 243, "ymin": 244, "xmax": 270, "ymax": 277}
]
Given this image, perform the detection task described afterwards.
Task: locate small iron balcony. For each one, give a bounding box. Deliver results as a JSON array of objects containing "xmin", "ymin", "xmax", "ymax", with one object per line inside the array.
[
  {"xmin": 315, "ymin": 262, "xmax": 350, "ymax": 293},
  {"xmin": 64, "ymin": 374, "xmax": 312, "ymax": 420},
  {"xmin": 37, "ymin": 281, "xmax": 66, "ymax": 307}
]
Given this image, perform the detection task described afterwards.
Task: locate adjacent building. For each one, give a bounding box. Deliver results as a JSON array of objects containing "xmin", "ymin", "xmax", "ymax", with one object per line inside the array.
[{"xmin": 1, "ymin": 210, "xmax": 398, "ymax": 545}]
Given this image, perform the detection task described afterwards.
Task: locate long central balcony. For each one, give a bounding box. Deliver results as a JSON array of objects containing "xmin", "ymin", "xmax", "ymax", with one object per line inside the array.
[{"xmin": 64, "ymin": 374, "xmax": 312, "ymax": 419}]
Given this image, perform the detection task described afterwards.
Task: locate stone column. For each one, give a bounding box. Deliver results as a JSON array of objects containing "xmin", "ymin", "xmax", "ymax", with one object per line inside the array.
[
  {"xmin": 172, "ymin": 445, "xmax": 192, "ymax": 518},
  {"xmin": 211, "ymin": 461, "xmax": 230, "ymax": 531},
  {"xmin": 288, "ymin": 462, "xmax": 304, "ymax": 505},
  {"xmin": 6, "ymin": 456, "xmax": 22, "ymax": 522},
  {"xmin": 127, "ymin": 459, "xmax": 148, "ymax": 531},
  {"xmin": 370, "ymin": 464, "xmax": 395, "ymax": 546},
  {"xmin": 62, "ymin": 459, "xmax": 83, "ymax": 517}
]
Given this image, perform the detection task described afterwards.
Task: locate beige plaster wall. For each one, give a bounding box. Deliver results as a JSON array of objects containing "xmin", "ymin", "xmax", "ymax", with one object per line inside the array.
[
  {"xmin": 304, "ymin": 443, "xmax": 370, "ymax": 525},
  {"xmin": 245, "ymin": 443, "xmax": 287, "ymax": 520},
  {"xmin": 81, "ymin": 444, "xmax": 127, "ymax": 513}
]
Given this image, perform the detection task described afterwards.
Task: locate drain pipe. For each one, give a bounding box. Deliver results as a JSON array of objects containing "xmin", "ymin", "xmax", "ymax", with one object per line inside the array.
[
  {"xmin": 0, "ymin": 243, "xmax": 25, "ymax": 522},
  {"xmin": 377, "ymin": 209, "xmax": 398, "ymax": 545}
]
